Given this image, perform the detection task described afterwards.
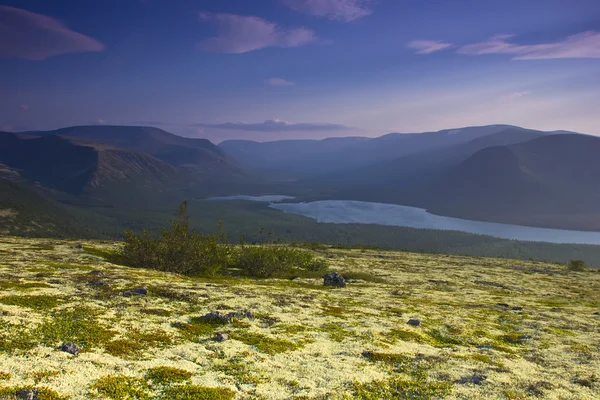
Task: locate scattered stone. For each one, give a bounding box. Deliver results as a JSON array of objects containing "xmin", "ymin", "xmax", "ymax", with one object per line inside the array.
[
  {"xmin": 16, "ymin": 390, "xmax": 40, "ymax": 400},
  {"xmin": 171, "ymin": 322, "xmax": 186, "ymax": 329},
  {"xmin": 75, "ymin": 243, "xmax": 83, "ymax": 249},
  {"xmin": 87, "ymin": 281, "xmax": 106, "ymax": 287},
  {"xmin": 123, "ymin": 287, "xmax": 148, "ymax": 296},
  {"xmin": 48, "ymin": 279, "xmax": 62, "ymax": 285},
  {"xmin": 214, "ymin": 333, "xmax": 229, "ymax": 342},
  {"xmin": 593, "ymin": 311, "xmax": 600, "ymax": 316},
  {"xmin": 518, "ymin": 335, "xmax": 533, "ymax": 341},
  {"xmin": 361, "ymin": 351, "xmax": 374, "ymax": 358},
  {"xmin": 477, "ymin": 345, "xmax": 494, "ymax": 350},
  {"xmin": 89, "ymin": 270, "xmax": 105, "ymax": 277},
  {"xmin": 323, "ymin": 272, "xmax": 346, "ymax": 288},
  {"xmin": 407, "ymin": 319, "xmax": 421, "ymax": 327},
  {"xmin": 456, "ymin": 375, "xmax": 487, "ymax": 385},
  {"xmin": 226, "ymin": 310, "xmax": 255, "ymax": 321},
  {"xmin": 496, "ymin": 303, "xmax": 509, "ymax": 308},
  {"xmin": 58, "ymin": 342, "xmax": 80, "ymax": 356},
  {"xmin": 511, "ymin": 306, "xmax": 524, "ymax": 311}
]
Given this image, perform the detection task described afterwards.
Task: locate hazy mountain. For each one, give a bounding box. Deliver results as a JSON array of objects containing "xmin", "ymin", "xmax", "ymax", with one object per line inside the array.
[
  {"xmin": 31, "ymin": 125, "xmax": 242, "ymax": 175},
  {"xmin": 312, "ymin": 126, "xmax": 550, "ymax": 201},
  {"xmin": 423, "ymin": 134, "xmax": 600, "ymax": 230},
  {"xmin": 220, "ymin": 125, "xmax": 522, "ymax": 179}
]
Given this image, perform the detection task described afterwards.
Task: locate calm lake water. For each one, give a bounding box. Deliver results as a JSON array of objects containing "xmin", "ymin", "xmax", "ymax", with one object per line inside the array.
[{"xmin": 268, "ymin": 200, "xmax": 600, "ymax": 245}]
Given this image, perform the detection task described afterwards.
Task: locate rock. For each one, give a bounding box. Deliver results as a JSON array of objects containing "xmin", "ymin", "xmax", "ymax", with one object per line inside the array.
[
  {"xmin": 456, "ymin": 375, "xmax": 486, "ymax": 385},
  {"xmin": 87, "ymin": 281, "xmax": 106, "ymax": 287},
  {"xmin": 16, "ymin": 390, "xmax": 40, "ymax": 400},
  {"xmin": 214, "ymin": 333, "xmax": 229, "ymax": 342},
  {"xmin": 477, "ymin": 345, "xmax": 494, "ymax": 350},
  {"xmin": 593, "ymin": 311, "xmax": 600, "ymax": 316},
  {"xmin": 518, "ymin": 334, "xmax": 533, "ymax": 341},
  {"xmin": 407, "ymin": 319, "xmax": 421, "ymax": 327},
  {"xmin": 58, "ymin": 342, "xmax": 80, "ymax": 356},
  {"xmin": 511, "ymin": 306, "xmax": 524, "ymax": 311},
  {"xmin": 123, "ymin": 287, "xmax": 148, "ymax": 296},
  {"xmin": 75, "ymin": 243, "xmax": 84, "ymax": 249},
  {"xmin": 323, "ymin": 272, "xmax": 346, "ymax": 288},
  {"xmin": 496, "ymin": 303, "xmax": 510, "ymax": 308},
  {"xmin": 199, "ymin": 310, "xmax": 254, "ymax": 324},
  {"xmin": 89, "ymin": 270, "xmax": 105, "ymax": 277}
]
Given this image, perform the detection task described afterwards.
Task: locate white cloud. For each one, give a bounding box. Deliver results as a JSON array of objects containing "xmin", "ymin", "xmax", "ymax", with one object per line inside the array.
[
  {"xmin": 407, "ymin": 40, "xmax": 453, "ymax": 54},
  {"xmin": 282, "ymin": 0, "xmax": 373, "ymax": 22},
  {"xmin": 459, "ymin": 31, "xmax": 600, "ymax": 60},
  {"xmin": 265, "ymin": 78, "xmax": 296, "ymax": 86},
  {"xmin": 0, "ymin": 6, "xmax": 104, "ymax": 60},
  {"xmin": 198, "ymin": 13, "xmax": 317, "ymax": 54},
  {"xmin": 192, "ymin": 119, "xmax": 352, "ymax": 132}
]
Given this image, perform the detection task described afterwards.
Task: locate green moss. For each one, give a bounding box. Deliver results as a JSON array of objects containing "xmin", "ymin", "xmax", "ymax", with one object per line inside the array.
[
  {"xmin": 104, "ymin": 329, "xmax": 172, "ymax": 358},
  {"xmin": 321, "ymin": 322, "xmax": 353, "ymax": 342},
  {"xmin": 213, "ymin": 357, "xmax": 266, "ymax": 385},
  {"xmin": 230, "ymin": 332, "xmax": 301, "ymax": 355},
  {"xmin": 27, "ymin": 370, "xmax": 61, "ymax": 384},
  {"xmin": 173, "ymin": 315, "xmax": 228, "ymax": 341},
  {"xmin": 0, "ymin": 386, "xmax": 67, "ymax": 400},
  {"xmin": 387, "ymin": 328, "xmax": 428, "ymax": 344},
  {"xmin": 42, "ymin": 261, "xmax": 93, "ymax": 271},
  {"xmin": 159, "ymin": 384, "xmax": 236, "ymax": 400},
  {"xmin": 348, "ymin": 377, "xmax": 452, "ymax": 400},
  {"xmin": 26, "ymin": 244, "xmax": 55, "ymax": 251},
  {"xmin": 274, "ymin": 324, "xmax": 308, "ymax": 335},
  {"xmin": 90, "ymin": 375, "xmax": 149, "ymax": 399},
  {"xmin": 139, "ymin": 308, "xmax": 172, "ymax": 316},
  {"xmin": 145, "ymin": 367, "xmax": 192, "ymax": 385},
  {"xmin": 34, "ymin": 307, "xmax": 116, "ymax": 351},
  {"xmin": 0, "ymin": 295, "xmax": 61, "ymax": 310},
  {"xmin": 0, "ymin": 371, "xmax": 11, "ymax": 381},
  {"xmin": 321, "ymin": 305, "xmax": 346, "ymax": 318},
  {"xmin": 426, "ymin": 327, "xmax": 467, "ymax": 347},
  {"xmin": 82, "ymin": 246, "xmax": 119, "ymax": 260},
  {"xmin": 0, "ymin": 281, "xmax": 53, "ymax": 291},
  {"xmin": 342, "ymin": 271, "xmax": 390, "ymax": 284},
  {"xmin": 545, "ymin": 327, "xmax": 576, "ymax": 337}
]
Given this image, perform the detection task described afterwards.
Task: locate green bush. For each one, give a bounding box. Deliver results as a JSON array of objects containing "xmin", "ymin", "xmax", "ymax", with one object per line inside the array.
[
  {"xmin": 237, "ymin": 245, "xmax": 328, "ymax": 278},
  {"xmin": 121, "ymin": 201, "xmax": 233, "ymax": 276},
  {"xmin": 568, "ymin": 259, "xmax": 586, "ymax": 271}
]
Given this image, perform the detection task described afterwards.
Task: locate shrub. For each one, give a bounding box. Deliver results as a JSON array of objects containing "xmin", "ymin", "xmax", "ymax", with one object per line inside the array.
[
  {"xmin": 568, "ymin": 259, "xmax": 586, "ymax": 271},
  {"xmin": 121, "ymin": 201, "xmax": 234, "ymax": 276},
  {"xmin": 236, "ymin": 245, "xmax": 328, "ymax": 278}
]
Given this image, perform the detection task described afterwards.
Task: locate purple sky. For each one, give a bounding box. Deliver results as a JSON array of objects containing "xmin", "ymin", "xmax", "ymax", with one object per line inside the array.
[{"xmin": 1, "ymin": 0, "xmax": 599, "ymax": 142}]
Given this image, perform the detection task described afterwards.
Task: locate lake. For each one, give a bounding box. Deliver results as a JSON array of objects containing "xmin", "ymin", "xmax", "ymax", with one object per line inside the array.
[{"xmin": 269, "ymin": 200, "xmax": 600, "ymax": 245}]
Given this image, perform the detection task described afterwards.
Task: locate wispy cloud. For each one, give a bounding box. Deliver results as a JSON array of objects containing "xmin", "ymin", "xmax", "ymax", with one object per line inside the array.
[
  {"xmin": 499, "ymin": 91, "xmax": 532, "ymax": 101},
  {"xmin": 265, "ymin": 78, "xmax": 296, "ymax": 86},
  {"xmin": 408, "ymin": 40, "xmax": 453, "ymax": 54},
  {"xmin": 282, "ymin": 0, "xmax": 374, "ymax": 22},
  {"xmin": 459, "ymin": 31, "xmax": 600, "ymax": 60},
  {"xmin": 0, "ymin": 6, "xmax": 105, "ymax": 60},
  {"xmin": 192, "ymin": 119, "xmax": 352, "ymax": 132},
  {"xmin": 198, "ymin": 13, "xmax": 317, "ymax": 54}
]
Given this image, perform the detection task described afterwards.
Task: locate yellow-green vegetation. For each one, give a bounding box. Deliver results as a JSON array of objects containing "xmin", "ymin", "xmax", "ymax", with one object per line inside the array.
[{"xmin": 0, "ymin": 236, "xmax": 599, "ymax": 399}]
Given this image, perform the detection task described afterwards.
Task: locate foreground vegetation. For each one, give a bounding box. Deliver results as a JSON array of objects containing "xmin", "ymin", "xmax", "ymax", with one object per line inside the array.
[{"xmin": 0, "ymin": 236, "xmax": 598, "ymax": 399}]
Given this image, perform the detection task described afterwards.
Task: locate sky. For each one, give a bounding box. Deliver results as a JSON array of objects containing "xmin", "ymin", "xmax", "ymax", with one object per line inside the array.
[{"xmin": 0, "ymin": 0, "xmax": 599, "ymax": 142}]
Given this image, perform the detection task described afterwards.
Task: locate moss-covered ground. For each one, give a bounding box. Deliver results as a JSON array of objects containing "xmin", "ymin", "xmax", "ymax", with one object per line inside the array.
[{"xmin": 0, "ymin": 236, "xmax": 598, "ymax": 399}]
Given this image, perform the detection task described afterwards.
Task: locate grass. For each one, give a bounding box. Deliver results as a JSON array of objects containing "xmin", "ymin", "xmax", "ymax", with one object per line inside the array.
[
  {"xmin": 0, "ymin": 236, "xmax": 599, "ymax": 399},
  {"xmin": 0, "ymin": 295, "xmax": 61, "ymax": 310}
]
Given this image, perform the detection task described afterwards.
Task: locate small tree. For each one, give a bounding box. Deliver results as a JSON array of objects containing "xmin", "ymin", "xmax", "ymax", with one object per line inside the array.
[
  {"xmin": 121, "ymin": 201, "xmax": 233, "ymax": 276},
  {"xmin": 568, "ymin": 259, "xmax": 586, "ymax": 272}
]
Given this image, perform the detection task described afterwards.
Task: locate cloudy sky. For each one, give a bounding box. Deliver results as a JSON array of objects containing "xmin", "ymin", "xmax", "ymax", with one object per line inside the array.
[{"xmin": 1, "ymin": 0, "xmax": 599, "ymax": 142}]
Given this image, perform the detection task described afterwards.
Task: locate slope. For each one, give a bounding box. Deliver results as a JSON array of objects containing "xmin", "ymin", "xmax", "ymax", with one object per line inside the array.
[{"xmin": 424, "ymin": 134, "xmax": 600, "ymax": 230}]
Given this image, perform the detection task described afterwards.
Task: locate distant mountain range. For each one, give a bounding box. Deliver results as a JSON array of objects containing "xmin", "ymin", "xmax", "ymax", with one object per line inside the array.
[{"xmin": 1, "ymin": 124, "xmax": 599, "ymax": 233}]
